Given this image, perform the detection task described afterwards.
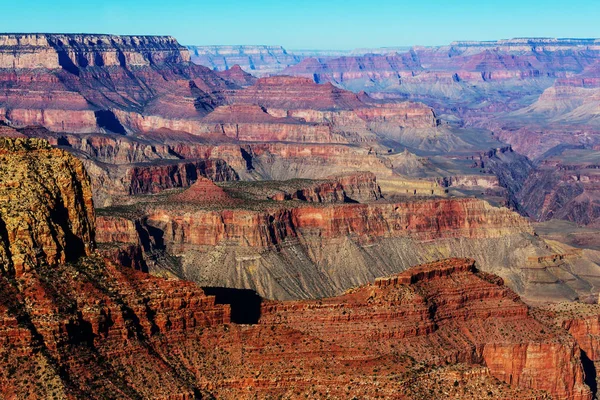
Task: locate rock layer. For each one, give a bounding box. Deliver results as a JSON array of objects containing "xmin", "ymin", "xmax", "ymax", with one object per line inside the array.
[
  {"xmin": 96, "ymin": 194, "xmax": 600, "ymax": 304},
  {"xmin": 0, "ymin": 33, "xmax": 236, "ymax": 133},
  {"xmin": 0, "ymin": 140, "xmax": 596, "ymax": 399}
]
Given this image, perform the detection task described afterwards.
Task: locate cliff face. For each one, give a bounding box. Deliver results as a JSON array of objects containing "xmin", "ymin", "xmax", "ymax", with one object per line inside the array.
[
  {"xmin": 254, "ymin": 258, "xmax": 591, "ymax": 400},
  {"xmin": 284, "ymin": 38, "xmax": 600, "ymax": 87},
  {"xmin": 265, "ymin": 172, "xmax": 383, "ymax": 203},
  {"xmin": 0, "ymin": 34, "xmax": 190, "ymax": 69},
  {"xmin": 216, "ymin": 64, "xmax": 258, "ymax": 86},
  {"xmin": 535, "ymin": 303, "xmax": 600, "ymax": 398},
  {"xmin": 0, "ymin": 137, "xmax": 95, "ymax": 275},
  {"xmin": 0, "ymin": 141, "xmax": 596, "ymax": 399},
  {"xmin": 146, "ymin": 198, "xmax": 533, "ymax": 250},
  {"xmin": 0, "ymin": 34, "xmax": 526, "ymax": 213},
  {"xmin": 0, "ymin": 33, "xmax": 235, "ymax": 133},
  {"xmin": 280, "ymin": 38, "xmax": 600, "ymax": 162},
  {"xmin": 95, "ymin": 195, "xmax": 600, "ymax": 304},
  {"xmin": 0, "ymin": 135, "xmax": 231, "ymax": 399},
  {"xmin": 226, "ymin": 75, "xmax": 435, "ymax": 128}
]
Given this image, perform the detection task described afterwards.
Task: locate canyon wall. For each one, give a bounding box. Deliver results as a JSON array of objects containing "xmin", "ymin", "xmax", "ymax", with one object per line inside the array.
[
  {"xmin": 188, "ymin": 45, "xmax": 302, "ymax": 75},
  {"xmin": 0, "ymin": 33, "xmax": 235, "ymax": 133},
  {"xmin": 0, "ymin": 138, "xmax": 597, "ymax": 399},
  {"xmin": 259, "ymin": 258, "xmax": 591, "ymax": 400},
  {"xmin": 95, "ymin": 195, "xmax": 600, "ymax": 304},
  {"xmin": 518, "ymin": 149, "xmax": 600, "ymax": 226},
  {"xmin": 0, "ymin": 34, "xmax": 190, "ymax": 69},
  {"xmin": 0, "ymin": 137, "xmax": 95, "ymax": 275}
]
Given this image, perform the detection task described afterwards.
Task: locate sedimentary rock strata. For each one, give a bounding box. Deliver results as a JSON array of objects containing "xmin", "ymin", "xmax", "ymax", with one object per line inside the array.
[
  {"xmin": 0, "ymin": 33, "xmax": 236, "ymax": 133},
  {"xmin": 188, "ymin": 44, "xmax": 303, "ymax": 75},
  {"xmin": 518, "ymin": 149, "xmax": 600, "ymax": 226},
  {"xmin": 94, "ymin": 191, "xmax": 600, "ymax": 304},
  {"xmin": 1, "ymin": 137, "xmax": 600, "ymax": 399}
]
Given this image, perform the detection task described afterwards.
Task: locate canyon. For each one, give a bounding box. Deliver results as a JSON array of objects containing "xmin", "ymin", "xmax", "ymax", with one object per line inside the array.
[
  {"xmin": 93, "ymin": 181, "xmax": 600, "ymax": 304},
  {"xmin": 2, "ymin": 31, "xmax": 600, "ymax": 398},
  {"xmin": 0, "ymin": 136, "xmax": 598, "ymax": 399},
  {"xmin": 276, "ymin": 38, "xmax": 600, "ymax": 227},
  {"xmin": 0, "ymin": 34, "xmax": 598, "ymax": 303}
]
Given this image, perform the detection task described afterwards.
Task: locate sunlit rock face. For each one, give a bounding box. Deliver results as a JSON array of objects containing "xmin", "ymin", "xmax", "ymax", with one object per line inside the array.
[{"xmin": 0, "ymin": 33, "xmax": 236, "ymax": 133}]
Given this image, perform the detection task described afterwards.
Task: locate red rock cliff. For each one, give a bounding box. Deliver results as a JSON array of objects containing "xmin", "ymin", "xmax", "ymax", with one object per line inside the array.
[{"xmin": 0, "ymin": 147, "xmax": 592, "ymax": 398}]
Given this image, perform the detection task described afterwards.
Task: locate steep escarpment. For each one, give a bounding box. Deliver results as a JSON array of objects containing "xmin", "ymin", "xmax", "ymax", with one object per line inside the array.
[
  {"xmin": 220, "ymin": 172, "xmax": 382, "ymax": 203},
  {"xmin": 0, "ymin": 34, "xmax": 190, "ymax": 69},
  {"xmin": 84, "ymin": 157, "xmax": 239, "ymax": 207},
  {"xmin": 0, "ymin": 36, "xmax": 528, "ymax": 214},
  {"xmin": 0, "ymin": 33, "xmax": 236, "ymax": 133},
  {"xmin": 22, "ymin": 125, "xmax": 520, "ymax": 208},
  {"xmin": 281, "ymin": 38, "xmax": 600, "ymax": 162},
  {"xmin": 0, "ymin": 137, "xmax": 231, "ymax": 398},
  {"xmin": 228, "ymin": 75, "xmax": 438, "ymax": 128},
  {"xmin": 0, "ymin": 137, "xmax": 95, "ymax": 275},
  {"xmin": 216, "ymin": 64, "xmax": 257, "ymax": 86},
  {"xmin": 0, "ymin": 139, "xmax": 596, "ymax": 399},
  {"xmin": 284, "ymin": 38, "xmax": 600, "ymax": 90},
  {"xmin": 259, "ymin": 258, "xmax": 591, "ymax": 400},
  {"xmin": 535, "ymin": 303, "xmax": 600, "ymax": 398},
  {"xmin": 96, "ymin": 195, "xmax": 600, "ymax": 304}
]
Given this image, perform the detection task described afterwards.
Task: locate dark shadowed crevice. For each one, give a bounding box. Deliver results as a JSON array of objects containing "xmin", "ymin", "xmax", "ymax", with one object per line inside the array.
[
  {"xmin": 581, "ymin": 350, "xmax": 597, "ymax": 397},
  {"xmin": 240, "ymin": 147, "xmax": 254, "ymax": 171},
  {"xmin": 202, "ymin": 287, "xmax": 262, "ymax": 324},
  {"xmin": 94, "ymin": 110, "xmax": 127, "ymax": 135},
  {"xmin": 145, "ymin": 224, "xmax": 165, "ymax": 250},
  {"xmin": 94, "ymin": 52, "xmax": 105, "ymax": 67},
  {"xmin": 48, "ymin": 200, "xmax": 86, "ymax": 264},
  {"xmin": 57, "ymin": 51, "xmax": 80, "ymax": 76},
  {"xmin": 342, "ymin": 194, "xmax": 359, "ymax": 203},
  {"xmin": 56, "ymin": 136, "xmax": 71, "ymax": 147},
  {"xmin": 0, "ymin": 216, "xmax": 15, "ymax": 275},
  {"xmin": 116, "ymin": 50, "xmax": 127, "ymax": 68},
  {"xmin": 65, "ymin": 318, "xmax": 95, "ymax": 347},
  {"xmin": 76, "ymin": 53, "xmax": 89, "ymax": 68}
]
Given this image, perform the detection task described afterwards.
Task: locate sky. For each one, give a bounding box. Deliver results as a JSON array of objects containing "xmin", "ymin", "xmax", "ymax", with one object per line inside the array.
[{"xmin": 2, "ymin": 0, "xmax": 599, "ymax": 50}]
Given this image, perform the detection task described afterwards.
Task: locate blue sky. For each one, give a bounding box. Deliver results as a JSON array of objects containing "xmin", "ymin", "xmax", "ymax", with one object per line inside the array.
[{"xmin": 3, "ymin": 0, "xmax": 599, "ymax": 49}]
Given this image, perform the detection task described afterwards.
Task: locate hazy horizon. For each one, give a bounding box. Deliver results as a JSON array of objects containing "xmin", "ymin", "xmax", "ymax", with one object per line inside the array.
[{"xmin": 5, "ymin": 0, "xmax": 599, "ymax": 50}]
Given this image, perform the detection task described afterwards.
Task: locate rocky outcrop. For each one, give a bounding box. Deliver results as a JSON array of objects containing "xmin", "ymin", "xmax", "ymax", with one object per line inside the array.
[
  {"xmin": 0, "ymin": 33, "xmax": 236, "ymax": 133},
  {"xmin": 126, "ymin": 159, "xmax": 238, "ymax": 194},
  {"xmin": 93, "ymin": 190, "xmax": 600, "ymax": 304},
  {"xmin": 171, "ymin": 177, "xmax": 233, "ymax": 204},
  {"xmin": 265, "ymin": 172, "xmax": 382, "ymax": 203},
  {"xmin": 536, "ymin": 303, "xmax": 600, "ymax": 398},
  {"xmin": 258, "ymin": 258, "xmax": 592, "ymax": 400},
  {"xmin": 0, "ymin": 137, "xmax": 230, "ymax": 398},
  {"xmin": 146, "ymin": 198, "xmax": 533, "ymax": 250},
  {"xmin": 0, "ymin": 141, "xmax": 596, "ymax": 399},
  {"xmin": 280, "ymin": 38, "xmax": 600, "ymax": 165},
  {"xmin": 0, "ymin": 34, "xmax": 190, "ymax": 69},
  {"xmin": 0, "ymin": 137, "xmax": 95, "ymax": 275},
  {"xmin": 96, "ymin": 195, "xmax": 600, "ymax": 303},
  {"xmin": 83, "ymin": 157, "xmax": 239, "ymax": 207},
  {"xmin": 229, "ymin": 75, "xmax": 371, "ymax": 110},
  {"xmin": 216, "ymin": 64, "xmax": 258, "ymax": 86},
  {"xmin": 284, "ymin": 38, "xmax": 600, "ymax": 89}
]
